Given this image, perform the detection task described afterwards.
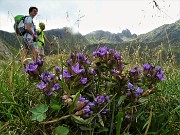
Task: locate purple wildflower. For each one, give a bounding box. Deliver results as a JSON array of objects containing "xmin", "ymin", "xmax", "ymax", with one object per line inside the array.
[
  {"xmin": 24, "ymin": 61, "xmax": 38, "ymax": 72},
  {"xmin": 89, "ymin": 69, "xmax": 97, "ymax": 75},
  {"xmin": 36, "ymin": 57, "xmax": 44, "ymax": 66},
  {"xmin": 39, "ymin": 71, "xmax": 54, "ymax": 82},
  {"xmin": 111, "ymin": 69, "xmax": 120, "ymax": 74},
  {"xmin": 93, "ymin": 47, "xmax": 108, "ymax": 57},
  {"xmin": 129, "ymin": 69, "xmax": 136, "ymax": 73},
  {"xmin": 156, "ymin": 70, "xmax": 165, "ymax": 80},
  {"xmin": 79, "ymin": 97, "xmax": 89, "ymax": 103},
  {"xmin": 98, "ymin": 47, "xmax": 108, "ymax": 56},
  {"xmin": 129, "ymin": 66, "xmax": 142, "ymax": 74},
  {"xmin": 71, "ymin": 62, "xmax": 85, "ymax": 74},
  {"xmin": 105, "ymin": 95, "xmax": 110, "ymax": 102},
  {"xmin": 55, "ymin": 66, "xmax": 61, "ymax": 73},
  {"xmin": 67, "ymin": 59, "xmax": 72, "ymax": 66},
  {"xmin": 37, "ymin": 82, "xmax": 47, "ymax": 90},
  {"xmin": 60, "ymin": 69, "xmax": 72, "ymax": 79},
  {"xmin": 93, "ymin": 51, "xmax": 98, "ymax": 56},
  {"xmin": 45, "ymin": 90, "xmax": 53, "ymax": 96},
  {"xmin": 88, "ymin": 102, "xmax": 95, "ymax": 108},
  {"xmin": 101, "ymin": 108, "xmax": 109, "ymax": 114},
  {"xmin": 128, "ymin": 82, "xmax": 134, "ymax": 90},
  {"xmin": 94, "ymin": 95, "xmax": 105, "ymax": 104},
  {"xmin": 80, "ymin": 77, "xmax": 87, "ymax": 85},
  {"xmin": 53, "ymin": 83, "xmax": 61, "ymax": 91},
  {"xmin": 76, "ymin": 53, "xmax": 84, "ymax": 59},
  {"xmin": 83, "ymin": 106, "xmax": 91, "ymax": 113},
  {"xmin": 155, "ymin": 66, "xmax": 162, "ymax": 72},
  {"xmin": 135, "ymin": 87, "xmax": 143, "ymax": 96},
  {"xmin": 155, "ymin": 66, "xmax": 165, "ymax": 80},
  {"xmin": 114, "ymin": 51, "xmax": 122, "ymax": 59},
  {"xmin": 83, "ymin": 56, "xmax": 90, "ymax": 64},
  {"xmin": 142, "ymin": 63, "xmax": 151, "ymax": 71}
]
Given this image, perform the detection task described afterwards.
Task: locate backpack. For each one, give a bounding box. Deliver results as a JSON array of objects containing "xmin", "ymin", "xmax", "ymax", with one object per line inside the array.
[{"xmin": 14, "ymin": 15, "xmax": 28, "ymax": 36}]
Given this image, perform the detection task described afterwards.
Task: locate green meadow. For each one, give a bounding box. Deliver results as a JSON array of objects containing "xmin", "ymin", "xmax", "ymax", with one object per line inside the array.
[{"xmin": 0, "ymin": 40, "xmax": 179, "ymax": 135}]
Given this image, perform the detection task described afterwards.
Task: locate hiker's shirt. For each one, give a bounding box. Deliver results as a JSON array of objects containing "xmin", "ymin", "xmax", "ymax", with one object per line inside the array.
[
  {"xmin": 37, "ymin": 28, "xmax": 45, "ymax": 47},
  {"xmin": 23, "ymin": 16, "xmax": 35, "ymax": 40}
]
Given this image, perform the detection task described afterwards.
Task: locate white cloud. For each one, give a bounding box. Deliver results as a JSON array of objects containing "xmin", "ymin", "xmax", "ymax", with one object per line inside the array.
[{"xmin": 0, "ymin": 0, "xmax": 179, "ymax": 35}]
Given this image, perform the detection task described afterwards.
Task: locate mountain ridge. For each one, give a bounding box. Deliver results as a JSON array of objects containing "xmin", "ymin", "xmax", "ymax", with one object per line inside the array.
[{"xmin": 0, "ymin": 19, "xmax": 179, "ymax": 60}]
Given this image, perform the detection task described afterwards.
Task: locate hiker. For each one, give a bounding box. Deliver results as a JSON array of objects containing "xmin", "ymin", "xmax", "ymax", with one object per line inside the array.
[
  {"xmin": 35, "ymin": 22, "xmax": 53, "ymax": 59},
  {"xmin": 21, "ymin": 7, "xmax": 38, "ymax": 66}
]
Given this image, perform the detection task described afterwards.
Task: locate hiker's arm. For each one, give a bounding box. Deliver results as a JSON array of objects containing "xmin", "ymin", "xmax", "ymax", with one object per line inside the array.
[
  {"xmin": 26, "ymin": 23, "xmax": 38, "ymax": 38},
  {"xmin": 26, "ymin": 23, "xmax": 34, "ymax": 35},
  {"xmin": 44, "ymin": 35, "xmax": 53, "ymax": 45}
]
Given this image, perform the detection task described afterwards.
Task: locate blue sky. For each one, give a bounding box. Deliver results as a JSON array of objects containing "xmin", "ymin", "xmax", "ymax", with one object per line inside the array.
[{"xmin": 0, "ymin": 0, "xmax": 179, "ymax": 35}]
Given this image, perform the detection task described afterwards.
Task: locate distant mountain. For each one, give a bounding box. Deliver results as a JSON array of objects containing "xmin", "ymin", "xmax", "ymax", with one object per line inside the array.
[
  {"xmin": 0, "ymin": 39, "xmax": 12, "ymax": 60},
  {"xmin": 137, "ymin": 19, "xmax": 180, "ymax": 45},
  {"xmin": 44, "ymin": 27, "xmax": 89, "ymax": 53},
  {"xmin": 0, "ymin": 19, "xmax": 179, "ymax": 59},
  {"xmin": 0, "ymin": 30, "xmax": 18, "ymax": 60},
  {"xmin": 85, "ymin": 29, "xmax": 137, "ymax": 44}
]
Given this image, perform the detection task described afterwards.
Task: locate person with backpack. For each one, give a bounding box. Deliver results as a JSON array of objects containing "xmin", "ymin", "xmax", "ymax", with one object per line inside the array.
[
  {"xmin": 21, "ymin": 7, "xmax": 38, "ymax": 66},
  {"xmin": 35, "ymin": 22, "xmax": 53, "ymax": 59}
]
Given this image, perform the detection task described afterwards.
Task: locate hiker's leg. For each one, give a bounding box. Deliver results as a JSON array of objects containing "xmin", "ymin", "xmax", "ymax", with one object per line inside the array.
[
  {"xmin": 40, "ymin": 46, "xmax": 45, "ymax": 60},
  {"xmin": 33, "ymin": 48, "xmax": 38, "ymax": 62},
  {"xmin": 37, "ymin": 45, "xmax": 45, "ymax": 60},
  {"xmin": 28, "ymin": 40, "xmax": 38, "ymax": 62}
]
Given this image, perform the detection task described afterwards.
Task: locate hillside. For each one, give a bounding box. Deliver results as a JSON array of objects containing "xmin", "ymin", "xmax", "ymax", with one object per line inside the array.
[
  {"xmin": 0, "ymin": 39, "xmax": 12, "ymax": 60},
  {"xmin": 0, "ymin": 19, "xmax": 179, "ymax": 59},
  {"xmin": 44, "ymin": 27, "xmax": 89, "ymax": 53},
  {"xmin": 138, "ymin": 19, "xmax": 180, "ymax": 45}
]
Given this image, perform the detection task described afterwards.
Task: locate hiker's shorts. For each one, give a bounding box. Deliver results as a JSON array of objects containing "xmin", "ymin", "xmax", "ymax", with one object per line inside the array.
[
  {"xmin": 37, "ymin": 45, "xmax": 45, "ymax": 56},
  {"xmin": 23, "ymin": 38, "xmax": 37, "ymax": 50}
]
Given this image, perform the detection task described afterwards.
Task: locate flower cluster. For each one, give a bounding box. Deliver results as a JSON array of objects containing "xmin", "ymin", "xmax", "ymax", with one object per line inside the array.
[
  {"xmin": 74, "ymin": 97, "xmax": 94, "ymax": 118},
  {"xmin": 59, "ymin": 53, "xmax": 91, "ymax": 87},
  {"xmin": 27, "ymin": 47, "xmax": 166, "ymax": 132},
  {"xmin": 93, "ymin": 93, "xmax": 110, "ymax": 114},
  {"xmin": 127, "ymin": 82, "xmax": 144, "ymax": 96},
  {"xmin": 142, "ymin": 63, "xmax": 165, "ymax": 81},
  {"xmin": 24, "ymin": 57, "xmax": 44, "ymax": 80},
  {"xmin": 73, "ymin": 93, "xmax": 110, "ymax": 121},
  {"xmin": 37, "ymin": 71, "xmax": 61, "ymax": 96},
  {"xmin": 93, "ymin": 47, "xmax": 124, "ymax": 73}
]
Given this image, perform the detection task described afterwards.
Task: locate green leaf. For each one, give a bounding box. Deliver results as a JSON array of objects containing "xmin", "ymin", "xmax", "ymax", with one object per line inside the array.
[
  {"xmin": 58, "ymin": 81, "xmax": 70, "ymax": 94},
  {"xmin": 96, "ymin": 127, "xmax": 109, "ymax": 133},
  {"xmin": 50, "ymin": 99, "xmax": 61, "ymax": 110},
  {"xmin": 69, "ymin": 91, "xmax": 80, "ymax": 113},
  {"xmin": 0, "ymin": 121, "xmax": 3, "ymax": 127},
  {"xmin": 31, "ymin": 113, "xmax": 46, "ymax": 122},
  {"xmin": 38, "ymin": 104, "xmax": 48, "ymax": 113},
  {"xmin": 37, "ymin": 113, "xmax": 46, "ymax": 122},
  {"xmin": 71, "ymin": 115, "xmax": 88, "ymax": 125},
  {"xmin": 54, "ymin": 126, "xmax": 69, "ymax": 135},
  {"xmin": 116, "ymin": 111, "xmax": 124, "ymax": 135},
  {"xmin": 117, "ymin": 95, "xmax": 127, "ymax": 106},
  {"xmin": 98, "ymin": 115, "xmax": 104, "ymax": 127},
  {"xmin": 79, "ymin": 126, "xmax": 92, "ymax": 131},
  {"xmin": 30, "ymin": 104, "xmax": 48, "ymax": 122}
]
